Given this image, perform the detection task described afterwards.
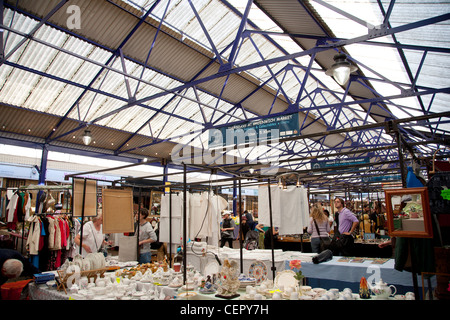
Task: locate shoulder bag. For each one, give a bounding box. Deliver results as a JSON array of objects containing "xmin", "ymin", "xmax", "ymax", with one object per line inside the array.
[{"xmin": 313, "ymin": 219, "xmax": 331, "ymax": 252}]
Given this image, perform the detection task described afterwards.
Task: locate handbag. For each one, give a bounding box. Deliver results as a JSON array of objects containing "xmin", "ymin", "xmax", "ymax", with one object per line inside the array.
[{"xmin": 313, "ymin": 219, "xmax": 331, "ymax": 252}]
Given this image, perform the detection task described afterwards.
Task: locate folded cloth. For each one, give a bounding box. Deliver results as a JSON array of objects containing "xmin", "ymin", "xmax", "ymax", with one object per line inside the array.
[{"xmin": 312, "ymin": 249, "xmax": 333, "ymax": 264}]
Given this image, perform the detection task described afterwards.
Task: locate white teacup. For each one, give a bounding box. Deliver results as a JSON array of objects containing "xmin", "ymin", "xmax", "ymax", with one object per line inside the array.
[
  {"xmin": 405, "ymin": 292, "xmax": 415, "ymax": 300},
  {"xmin": 272, "ymin": 292, "xmax": 282, "ymax": 300},
  {"xmin": 329, "ymin": 288, "xmax": 339, "ymax": 298},
  {"xmin": 342, "ymin": 292, "xmax": 353, "ymax": 300},
  {"xmin": 301, "ymin": 285, "xmax": 312, "ymax": 292},
  {"xmin": 290, "ymin": 292, "xmax": 299, "ymax": 300},
  {"xmin": 343, "ymin": 288, "xmax": 352, "ymax": 294}
]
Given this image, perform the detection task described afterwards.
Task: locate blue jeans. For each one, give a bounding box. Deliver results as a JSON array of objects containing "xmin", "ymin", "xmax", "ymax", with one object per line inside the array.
[
  {"xmin": 311, "ymin": 237, "xmax": 322, "ymax": 253},
  {"xmin": 139, "ymin": 252, "xmax": 152, "ymax": 264}
]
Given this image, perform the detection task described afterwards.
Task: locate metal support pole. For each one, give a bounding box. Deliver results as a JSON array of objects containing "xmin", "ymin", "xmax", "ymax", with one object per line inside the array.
[
  {"xmin": 136, "ymin": 187, "xmax": 142, "ymax": 261},
  {"xmin": 169, "ymin": 189, "xmax": 172, "ymax": 267},
  {"xmin": 79, "ymin": 178, "xmax": 87, "ymax": 255},
  {"xmin": 395, "ymin": 130, "xmax": 407, "ymax": 188},
  {"xmin": 183, "ymin": 163, "xmax": 187, "ymax": 285},
  {"xmin": 239, "ymin": 177, "xmax": 243, "ymax": 273},
  {"xmin": 232, "ymin": 179, "xmax": 237, "ymax": 216},
  {"xmin": 267, "ymin": 179, "xmax": 276, "ymax": 280}
]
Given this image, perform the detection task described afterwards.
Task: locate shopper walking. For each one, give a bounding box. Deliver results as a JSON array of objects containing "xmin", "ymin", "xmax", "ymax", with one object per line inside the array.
[
  {"xmin": 307, "ymin": 204, "xmax": 331, "ymax": 253},
  {"xmin": 220, "ymin": 210, "xmax": 235, "ymax": 248}
]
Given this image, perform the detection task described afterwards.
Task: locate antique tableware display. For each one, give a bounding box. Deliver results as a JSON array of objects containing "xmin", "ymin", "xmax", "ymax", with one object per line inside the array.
[
  {"xmin": 248, "ymin": 260, "xmax": 268, "ymax": 285},
  {"xmin": 369, "ymin": 278, "xmax": 397, "ymax": 299}
]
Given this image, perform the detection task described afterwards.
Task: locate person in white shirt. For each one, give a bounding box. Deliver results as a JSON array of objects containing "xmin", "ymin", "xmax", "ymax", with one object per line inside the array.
[{"xmin": 74, "ymin": 214, "xmax": 109, "ymax": 257}]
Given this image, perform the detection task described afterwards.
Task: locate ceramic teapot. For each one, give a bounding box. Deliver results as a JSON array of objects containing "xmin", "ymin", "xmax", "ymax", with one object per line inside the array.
[{"xmin": 369, "ymin": 279, "xmax": 397, "ymax": 299}]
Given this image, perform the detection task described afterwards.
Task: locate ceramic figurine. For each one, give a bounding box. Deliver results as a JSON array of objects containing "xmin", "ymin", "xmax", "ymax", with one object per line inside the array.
[
  {"xmin": 359, "ymin": 277, "xmax": 371, "ymax": 299},
  {"xmin": 215, "ymin": 259, "xmax": 240, "ymax": 298}
]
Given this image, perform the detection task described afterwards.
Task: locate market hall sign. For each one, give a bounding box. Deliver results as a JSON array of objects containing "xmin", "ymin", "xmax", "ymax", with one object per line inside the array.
[
  {"xmin": 311, "ymin": 157, "xmax": 370, "ymax": 172},
  {"xmin": 208, "ymin": 113, "xmax": 299, "ymax": 148},
  {"xmin": 361, "ymin": 174, "xmax": 401, "ymax": 183}
]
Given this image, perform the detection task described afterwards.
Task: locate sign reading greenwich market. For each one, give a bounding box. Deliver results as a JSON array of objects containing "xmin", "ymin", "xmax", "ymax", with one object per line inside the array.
[{"xmin": 208, "ymin": 113, "xmax": 299, "ymax": 148}]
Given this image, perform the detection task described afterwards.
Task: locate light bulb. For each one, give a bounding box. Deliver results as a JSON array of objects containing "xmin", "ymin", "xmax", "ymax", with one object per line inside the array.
[{"xmin": 82, "ymin": 129, "xmax": 92, "ymax": 145}]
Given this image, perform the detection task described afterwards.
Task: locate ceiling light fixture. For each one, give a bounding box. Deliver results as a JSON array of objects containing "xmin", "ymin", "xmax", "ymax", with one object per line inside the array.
[
  {"xmin": 82, "ymin": 129, "xmax": 92, "ymax": 146},
  {"xmin": 325, "ymin": 53, "xmax": 358, "ymax": 86},
  {"xmin": 249, "ymin": 167, "xmax": 255, "ymax": 174}
]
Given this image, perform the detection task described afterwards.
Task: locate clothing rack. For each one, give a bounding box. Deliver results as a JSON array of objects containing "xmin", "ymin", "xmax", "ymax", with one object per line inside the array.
[{"xmin": 0, "ymin": 184, "xmax": 73, "ymax": 272}]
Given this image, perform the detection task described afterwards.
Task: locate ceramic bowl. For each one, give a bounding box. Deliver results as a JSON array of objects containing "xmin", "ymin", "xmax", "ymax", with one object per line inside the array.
[{"xmin": 91, "ymin": 286, "xmax": 106, "ymax": 295}]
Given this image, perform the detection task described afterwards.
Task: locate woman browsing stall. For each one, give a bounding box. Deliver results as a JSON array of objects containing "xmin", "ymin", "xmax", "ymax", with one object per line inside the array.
[
  {"xmin": 307, "ymin": 204, "xmax": 331, "ymax": 253},
  {"xmin": 74, "ymin": 213, "xmax": 111, "ymax": 257}
]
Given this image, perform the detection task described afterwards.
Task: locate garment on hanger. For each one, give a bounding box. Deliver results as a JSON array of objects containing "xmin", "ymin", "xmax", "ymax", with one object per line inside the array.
[
  {"xmin": 159, "ymin": 193, "xmax": 185, "ymax": 245},
  {"xmin": 258, "ymin": 185, "xmax": 309, "ymax": 235},
  {"xmin": 189, "ymin": 192, "xmax": 211, "ymax": 239},
  {"xmin": 207, "ymin": 193, "xmax": 228, "ymax": 245}
]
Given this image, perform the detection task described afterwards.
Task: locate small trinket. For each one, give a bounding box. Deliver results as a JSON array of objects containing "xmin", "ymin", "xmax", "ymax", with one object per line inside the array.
[{"xmin": 359, "ymin": 277, "xmax": 371, "ymax": 299}]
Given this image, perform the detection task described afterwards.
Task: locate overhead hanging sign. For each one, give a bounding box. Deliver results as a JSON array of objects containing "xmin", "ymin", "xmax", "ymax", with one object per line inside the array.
[
  {"xmin": 311, "ymin": 157, "xmax": 370, "ymax": 172},
  {"xmin": 208, "ymin": 113, "xmax": 299, "ymax": 148},
  {"xmin": 361, "ymin": 174, "xmax": 401, "ymax": 183}
]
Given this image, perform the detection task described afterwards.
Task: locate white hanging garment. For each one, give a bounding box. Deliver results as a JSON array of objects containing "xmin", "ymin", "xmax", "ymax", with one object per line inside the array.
[
  {"xmin": 189, "ymin": 192, "xmax": 210, "ymax": 239},
  {"xmin": 257, "ymin": 185, "xmax": 309, "ymax": 234},
  {"xmin": 257, "ymin": 185, "xmax": 281, "ymax": 227},
  {"xmin": 159, "ymin": 192, "xmax": 186, "ymax": 245},
  {"xmin": 208, "ymin": 194, "xmax": 228, "ymax": 245}
]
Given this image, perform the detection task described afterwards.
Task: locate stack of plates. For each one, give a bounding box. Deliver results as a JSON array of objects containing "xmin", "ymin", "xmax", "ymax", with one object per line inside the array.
[
  {"xmin": 238, "ymin": 275, "xmax": 256, "ymax": 288},
  {"xmin": 84, "ymin": 253, "xmax": 106, "ymax": 270}
]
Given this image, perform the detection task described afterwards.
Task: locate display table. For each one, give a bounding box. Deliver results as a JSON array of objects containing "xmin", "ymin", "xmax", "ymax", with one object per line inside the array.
[
  {"xmin": 186, "ymin": 245, "xmax": 315, "ymax": 280},
  {"xmin": 293, "ymin": 256, "xmax": 435, "ymax": 295}
]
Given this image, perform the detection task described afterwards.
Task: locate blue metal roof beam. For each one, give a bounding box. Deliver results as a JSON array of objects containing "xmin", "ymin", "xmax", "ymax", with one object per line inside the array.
[
  {"xmin": 376, "ymin": 0, "xmax": 433, "ymax": 136},
  {"xmin": 43, "ymin": 0, "xmax": 163, "ymax": 142},
  {"xmin": 122, "ymin": 12, "xmax": 450, "ymax": 119}
]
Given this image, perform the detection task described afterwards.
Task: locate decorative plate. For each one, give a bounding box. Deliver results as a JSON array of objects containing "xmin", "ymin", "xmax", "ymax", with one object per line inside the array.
[
  {"xmin": 203, "ymin": 260, "xmax": 220, "ymax": 277},
  {"xmin": 274, "ymin": 270, "xmax": 298, "ymax": 290},
  {"xmin": 248, "ymin": 260, "xmax": 268, "ymax": 284},
  {"xmin": 178, "ymin": 291, "xmax": 197, "ymax": 299}
]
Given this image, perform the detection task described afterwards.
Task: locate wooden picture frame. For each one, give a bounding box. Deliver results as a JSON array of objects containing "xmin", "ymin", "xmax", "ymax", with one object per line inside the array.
[
  {"xmin": 384, "ymin": 187, "xmax": 433, "ymax": 238},
  {"xmin": 102, "ymin": 187, "xmax": 135, "ymax": 234},
  {"xmin": 72, "ymin": 178, "xmax": 97, "ymax": 217}
]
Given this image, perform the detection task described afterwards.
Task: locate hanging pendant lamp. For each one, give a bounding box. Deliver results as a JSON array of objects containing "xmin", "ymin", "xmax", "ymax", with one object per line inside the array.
[
  {"xmin": 82, "ymin": 129, "xmax": 92, "ymax": 145},
  {"xmin": 325, "ymin": 53, "xmax": 358, "ymax": 86}
]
